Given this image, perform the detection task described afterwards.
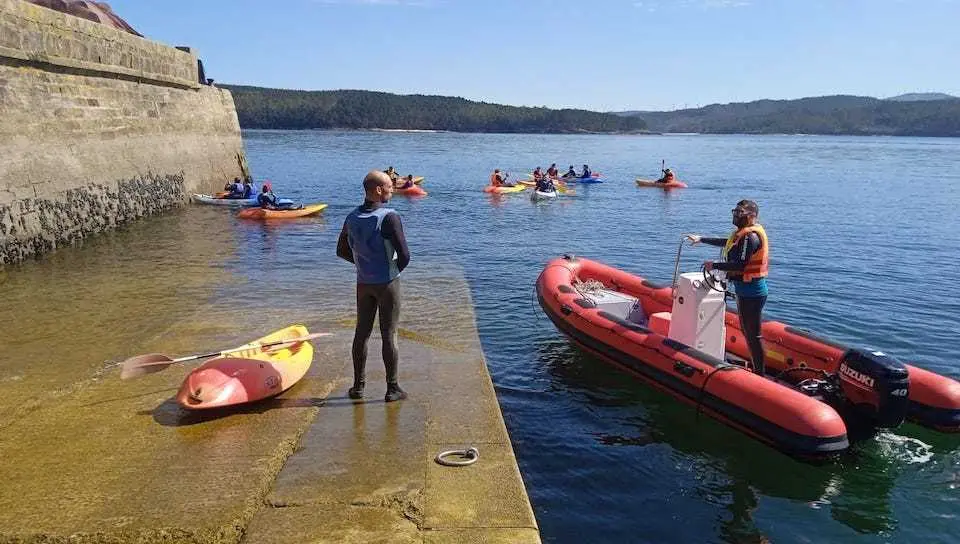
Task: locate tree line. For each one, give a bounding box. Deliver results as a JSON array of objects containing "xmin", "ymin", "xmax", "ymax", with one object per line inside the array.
[
  {"xmin": 221, "ymin": 85, "xmax": 648, "ymax": 134},
  {"xmin": 624, "ymin": 95, "xmax": 960, "ymax": 137}
]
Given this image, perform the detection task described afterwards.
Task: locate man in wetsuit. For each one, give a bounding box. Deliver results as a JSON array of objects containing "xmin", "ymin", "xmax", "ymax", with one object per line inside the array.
[
  {"xmin": 337, "ymin": 171, "xmax": 411, "ymax": 402},
  {"xmin": 686, "ymin": 200, "xmax": 769, "ymax": 375}
]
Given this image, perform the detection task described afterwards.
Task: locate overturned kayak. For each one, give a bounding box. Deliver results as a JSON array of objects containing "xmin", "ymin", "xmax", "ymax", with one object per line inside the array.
[
  {"xmin": 176, "ymin": 325, "xmax": 315, "ymax": 410},
  {"xmin": 192, "ymin": 194, "xmax": 258, "ymax": 207},
  {"xmin": 531, "ymin": 190, "xmax": 559, "ymax": 201},
  {"xmin": 395, "ymin": 184, "xmax": 427, "ymax": 196},
  {"xmin": 237, "ymin": 203, "xmax": 328, "ymax": 219},
  {"xmin": 636, "ymin": 178, "xmax": 688, "ymax": 189},
  {"xmin": 537, "ymin": 255, "xmax": 960, "ymax": 458},
  {"xmin": 484, "ymin": 184, "xmax": 527, "ymax": 194}
]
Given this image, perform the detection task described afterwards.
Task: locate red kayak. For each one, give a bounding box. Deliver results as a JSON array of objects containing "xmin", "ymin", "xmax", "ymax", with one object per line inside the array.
[
  {"xmin": 395, "ymin": 184, "xmax": 427, "ymax": 197},
  {"xmin": 537, "ymin": 255, "xmax": 960, "ymax": 458}
]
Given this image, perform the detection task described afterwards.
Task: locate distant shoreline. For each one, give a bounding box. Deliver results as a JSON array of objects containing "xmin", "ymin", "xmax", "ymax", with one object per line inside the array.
[{"xmin": 237, "ymin": 127, "xmax": 960, "ymax": 139}]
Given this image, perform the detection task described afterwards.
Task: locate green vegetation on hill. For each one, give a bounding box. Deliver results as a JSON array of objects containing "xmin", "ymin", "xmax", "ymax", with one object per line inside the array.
[
  {"xmin": 222, "ymin": 85, "xmax": 648, "ymax": 134},
  {"xmin": 618, "ymin": 95, "xmax": 960, "ymax": 136}
]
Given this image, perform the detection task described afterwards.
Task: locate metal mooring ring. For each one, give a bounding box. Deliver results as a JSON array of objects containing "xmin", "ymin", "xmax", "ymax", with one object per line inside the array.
[{"xmin": 435, "ymin": 447, "xmax": 479, "ymax": 467}]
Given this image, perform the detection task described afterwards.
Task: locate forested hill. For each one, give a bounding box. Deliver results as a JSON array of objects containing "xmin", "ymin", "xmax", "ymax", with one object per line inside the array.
[
  {"xmin": 222, "ymin": 85, "xmax": 648, "ymax": 134},
  {"xmin": 616, "ymin": 94, "xmax": 960, "ymax": 137}
]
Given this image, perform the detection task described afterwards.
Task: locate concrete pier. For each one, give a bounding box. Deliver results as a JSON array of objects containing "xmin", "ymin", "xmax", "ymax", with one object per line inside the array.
[{"xmin": 0, "ymin": 266, "xmax": 540, "ymax": 543}]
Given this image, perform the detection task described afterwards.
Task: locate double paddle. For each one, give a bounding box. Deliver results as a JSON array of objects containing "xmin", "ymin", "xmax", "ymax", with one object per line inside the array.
[{"xmin": 118, "ymin": 332, "xmax": 332, "ymax": 380}]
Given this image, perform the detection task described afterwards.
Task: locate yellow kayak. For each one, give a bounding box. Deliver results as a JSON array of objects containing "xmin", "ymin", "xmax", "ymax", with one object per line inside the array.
[
  {"xmin": 484, "ymin": 184, "xmax": 527, "ymax": 194},
  {"xmin": 176, "ymin": 325, "xmax": 315, "ymax": 410},
  {"xmin": 237, "ymin": 203, "xmax": 328, "ymax": 219}
]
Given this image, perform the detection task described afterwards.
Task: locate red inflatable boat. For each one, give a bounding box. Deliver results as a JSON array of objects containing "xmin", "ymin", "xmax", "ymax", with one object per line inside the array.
[{"xmin": 536, "ymin": 255, "xmax": 960, "ymax": 459}]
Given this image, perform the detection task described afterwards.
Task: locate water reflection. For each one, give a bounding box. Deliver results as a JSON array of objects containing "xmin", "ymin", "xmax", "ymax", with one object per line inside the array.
[{"xmin": 533, "ymin": 338, "xmax": 904, "ymax": 537}]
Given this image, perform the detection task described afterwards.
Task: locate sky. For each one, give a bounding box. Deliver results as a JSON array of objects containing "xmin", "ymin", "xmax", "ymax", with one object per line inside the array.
[{"xmin": 107, "ymin": 0, "xmax": 960, "ymax": 112}]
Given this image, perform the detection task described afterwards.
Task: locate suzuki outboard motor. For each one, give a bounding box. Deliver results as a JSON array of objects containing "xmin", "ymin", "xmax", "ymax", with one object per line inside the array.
[{"xmin": 838, "ymin": 348, "xmax": 910, "ymax": 428}]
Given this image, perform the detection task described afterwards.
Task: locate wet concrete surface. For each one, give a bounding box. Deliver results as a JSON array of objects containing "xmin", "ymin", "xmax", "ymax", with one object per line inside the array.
[{"xmin": 0, "ymin": 253, "xmax": 539, "ymax": 543}]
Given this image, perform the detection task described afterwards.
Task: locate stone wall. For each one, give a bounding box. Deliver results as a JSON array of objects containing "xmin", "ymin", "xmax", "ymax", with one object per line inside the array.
[{"xmin": 0, "ymin": 0, "xmax": 247, "ymax": 265}]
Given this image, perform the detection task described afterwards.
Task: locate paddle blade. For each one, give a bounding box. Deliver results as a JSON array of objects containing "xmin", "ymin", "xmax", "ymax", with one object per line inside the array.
[{"xmin": 119, "ymin": 353, "xmax": 175, "ymax": 380}]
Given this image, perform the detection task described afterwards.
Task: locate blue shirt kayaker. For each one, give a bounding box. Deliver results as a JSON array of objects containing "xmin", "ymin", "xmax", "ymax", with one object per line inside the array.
[
  {"xmin": 336, "ymin": 170, "xmax": 411, "ymax": 404},
  {"xmin": 226, "ymin": 177, "xmax": 245, "ymax": 198},
  {"xmin": 535, "ymin": 177, "xmax": 556, "ymax": 193}
]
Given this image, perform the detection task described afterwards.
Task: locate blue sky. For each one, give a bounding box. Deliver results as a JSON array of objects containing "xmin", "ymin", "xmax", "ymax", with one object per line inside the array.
[{"xmin": 108, "ymin": 0, "xmax": 959, "ymax": 111}]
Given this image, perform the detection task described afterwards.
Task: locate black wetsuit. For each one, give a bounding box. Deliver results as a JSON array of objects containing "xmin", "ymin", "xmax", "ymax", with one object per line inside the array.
[
  {"xmin": 701, "ymin": 232, "xmax": 767, "ymax": 375},
  {"xmin": 337, "ymin": 200, "xmax": 411, "ymax": 390}
]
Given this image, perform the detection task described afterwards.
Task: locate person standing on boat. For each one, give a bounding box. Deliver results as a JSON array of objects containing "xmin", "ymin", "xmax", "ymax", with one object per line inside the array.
[
  {"xmin": 337, "ymin": 170, "xmax": 411, "ymax": 403},
  {"xmin": 686, "ymin": 200, "xmax": 769, "ymax": 375}
]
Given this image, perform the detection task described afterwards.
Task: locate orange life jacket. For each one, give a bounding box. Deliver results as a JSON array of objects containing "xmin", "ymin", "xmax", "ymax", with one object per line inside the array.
[
  {"xmin": 490, "ymin": 173, "xmax": 501, "ymax": 186},
  {"xmin": 723, "ymin": 224, "xmax": 769, "ymax": 282},
  {"xmin": 664, "ymin": 172, "xmax": 675, "ymax": 181}
]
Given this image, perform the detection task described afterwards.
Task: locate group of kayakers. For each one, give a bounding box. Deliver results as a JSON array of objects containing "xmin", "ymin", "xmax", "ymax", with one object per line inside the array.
[
  {"xmin": 221, "ymin": 177, "xmax": 297, "ymax": 210},
  {"xmin": 384, "ymin": 166, "xmax": 417, "ymax": 189},
  {"xmin": 537, "ymin": 163, "xmax": 592, "ymax": 180}
]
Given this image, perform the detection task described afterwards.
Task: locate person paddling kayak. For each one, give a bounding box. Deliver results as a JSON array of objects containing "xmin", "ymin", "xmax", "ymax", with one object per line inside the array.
[
  {"xmin": 224, "ymin": 177, "xmax": 246, "ymax": 198},
  {"xmin": 490, "ymin": 169, "xmax": 515, "ymax": 187},
  {"xmin": 257, "ymin": 181, "xmax": 298, "ymax": 210},
  {"xmin": 658, "ymin": 168, "xmax": 676, "ymax": 184},
  {"xmin": 535, "ymin": 176, "xmax": 557, "ymax": 193},
  {"xmin": 394, "ymin": 174, "xmax": 416, "ymax": 190},
  {"xmin": 686, "ymin": 200, "xmax": 769, "ymax": 375}
]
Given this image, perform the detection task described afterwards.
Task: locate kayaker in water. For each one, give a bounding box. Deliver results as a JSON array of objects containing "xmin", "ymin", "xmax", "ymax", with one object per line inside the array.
[
  {"xmin": 657, "ymin": 168, "xmax": 676, "ymax": 184},
  {"xmin": 395, "ymin": 174, "xmax": 415, "ymax": 190},
  {"xmin": 490, "ymin": 169, "xmax": 515, "ymax": 187},
  {"xmin": 546, "ymin": 163, "xmax": 559, "ymax": 179},
  {"xmin": 384, "ymin": 166, "xmax": 399, "ymax": 183},
  {"xmin": 257, "ymin": 181, "xmax": 298, "ymax": 210},
  {"xmin": 687, "ymin": 200, "xmax": 769, "ymax": 375},
  {"xmin": 336, "ymin": 170, "xmax": 411, "ymax": 403},
  {"xmin": 225, "ymin": 177, "xmax": 245, "ymax": 198},
  {"xmin": 563, "ymin": 165, "xmax": 577, "ymax": 178},
  {"xmin": 535, "ymin": 176, "xmax": 556, "ymax": 193}
]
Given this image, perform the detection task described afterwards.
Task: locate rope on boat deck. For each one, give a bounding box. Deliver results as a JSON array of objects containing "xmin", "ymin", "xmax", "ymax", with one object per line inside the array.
[{"xmin": 435, "ymin": 447, "xmax": 479, "ymax": 467}]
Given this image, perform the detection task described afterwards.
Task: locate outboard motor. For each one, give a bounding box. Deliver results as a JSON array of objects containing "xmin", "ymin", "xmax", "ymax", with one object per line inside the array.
[{"xmin": 837, "ymin": 348, "xmax": 910, "ymax": 428}]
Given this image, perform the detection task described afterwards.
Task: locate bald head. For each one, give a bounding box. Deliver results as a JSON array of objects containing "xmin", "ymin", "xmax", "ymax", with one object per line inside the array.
[
  {"xmin": 363, "ymin": 170, "xmax": 393, "ymax": 202},
  {"xmin": 364, "ymin": 170, "xmax": 391, "ymax": 191}
]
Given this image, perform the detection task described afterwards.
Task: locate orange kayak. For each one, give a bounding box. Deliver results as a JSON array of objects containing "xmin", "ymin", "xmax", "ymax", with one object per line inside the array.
[
  {"xmin": 395, "ymin": 185, "xmax": 427, "ymax": 196},
  {"xmin": 176, "ymin": 325, "xmax": 315, "ymax": 410},
  {"xmin": 237, "ymin": 203, "xmax": 327, "ymax": 219},
  {"xmin": 636, "ymin": 178, "xmax": 688, "ymax": 189}
]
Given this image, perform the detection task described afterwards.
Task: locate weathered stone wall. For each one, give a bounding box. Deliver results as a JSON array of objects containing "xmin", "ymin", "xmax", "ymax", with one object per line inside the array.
[{"xmin": 0, "ymin": 0, "xmax": 247, "ymax": 265}]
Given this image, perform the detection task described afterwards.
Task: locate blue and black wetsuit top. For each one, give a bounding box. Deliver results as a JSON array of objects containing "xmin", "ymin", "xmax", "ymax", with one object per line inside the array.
[
  {"xmin": 258, "ymin": 191, "xmax": 277, "ymax": 208},
  {"xmin": 535, "ymin": 178, "xmax": 555, "ymax": 192},
  {"xmin": 701, "ymin": 233, "xmax": 768, "ymax": 297},
  {"xmin": 337, "ymin": 200, "xmax": 411, "ymax": 285}
]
